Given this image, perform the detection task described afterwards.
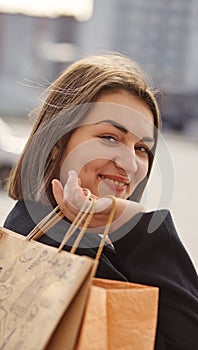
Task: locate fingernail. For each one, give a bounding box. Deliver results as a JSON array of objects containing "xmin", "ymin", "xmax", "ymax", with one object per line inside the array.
[
  {"xmin": 68, "ymin": 170, "xmax": 77, "ymax": 178},
  {"xmin": 52, "ymin": 179, "xmax": 56, "ymax": 188}
]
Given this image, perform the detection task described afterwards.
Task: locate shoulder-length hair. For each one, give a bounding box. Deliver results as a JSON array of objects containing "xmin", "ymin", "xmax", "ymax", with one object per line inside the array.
[{"xmin": 7, "ymin": 53, "xmax": 161, "ymax": 205}]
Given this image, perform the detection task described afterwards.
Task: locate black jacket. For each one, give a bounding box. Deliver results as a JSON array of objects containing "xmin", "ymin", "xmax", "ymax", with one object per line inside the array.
[{"xmin": 4, "ymin": 200, "xmax": 198, "ymax": 350}]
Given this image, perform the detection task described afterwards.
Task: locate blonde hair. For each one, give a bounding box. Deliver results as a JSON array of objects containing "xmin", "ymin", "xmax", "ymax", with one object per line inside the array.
[{"xmin": 7, "ymin": 52, "xmax": 161, "ymax": 205}]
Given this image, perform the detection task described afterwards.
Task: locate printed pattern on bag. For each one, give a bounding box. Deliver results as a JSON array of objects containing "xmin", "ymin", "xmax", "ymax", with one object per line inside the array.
[{"xmin": 0, "ymin": 229, "xmax": 93, "ymax": 350}]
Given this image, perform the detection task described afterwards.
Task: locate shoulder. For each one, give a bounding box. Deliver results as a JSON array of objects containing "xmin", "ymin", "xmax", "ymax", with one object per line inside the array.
[
  {"xmin": 4, "ymin": 200, "xmax": 30, "ymax": 234},
  {"xmin": 110, "ymin": 209, "xmax": 171, "ymax": 242},
  {"xmin": 111, "ymin": 208, "xmax": 190, "ymax": 260},
  {"xmin": 112, "ymin": 209, "xmax": 198, "ymax": 293},
  {"xmin": 3, "ymin": 200, "xmax": 51, "ymax": 236}
]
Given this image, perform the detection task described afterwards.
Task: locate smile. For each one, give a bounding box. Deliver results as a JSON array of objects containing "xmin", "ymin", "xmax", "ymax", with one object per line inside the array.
[{"xmin": 99, "ymin": 175, "xmax": 130, "ymax": 192}]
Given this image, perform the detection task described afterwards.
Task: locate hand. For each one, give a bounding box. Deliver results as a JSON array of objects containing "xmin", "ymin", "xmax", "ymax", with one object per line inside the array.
[
  {"xmin": 52, "ymin": 171, "xmax": 112, "ymax": 228},
  {"xmin": 52, "ymin": 170, "xmax": 145, "ymax": 232}
]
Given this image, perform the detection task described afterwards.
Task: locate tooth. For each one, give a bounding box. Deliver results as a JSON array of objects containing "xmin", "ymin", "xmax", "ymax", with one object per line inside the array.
[{"xmin": 100, "ymin": 176, "xmax": 127, "ymax": 187}]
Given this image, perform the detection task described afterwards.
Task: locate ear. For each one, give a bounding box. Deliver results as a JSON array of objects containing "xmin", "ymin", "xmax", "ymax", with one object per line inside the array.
[{"xmin": 51, "ymin": 146, "xmax": 59, "ymax": 161}]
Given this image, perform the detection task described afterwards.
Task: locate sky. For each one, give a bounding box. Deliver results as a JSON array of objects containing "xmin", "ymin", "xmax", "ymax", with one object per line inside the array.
[{"xmin": 0, "ymin": 0, "xmax": 94, "ymax": 20}]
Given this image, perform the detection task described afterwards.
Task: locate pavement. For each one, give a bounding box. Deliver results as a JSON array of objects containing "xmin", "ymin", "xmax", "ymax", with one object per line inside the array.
[{"xmin": 0, "ymin": 118, "xmax": 198, "ymax": 269}]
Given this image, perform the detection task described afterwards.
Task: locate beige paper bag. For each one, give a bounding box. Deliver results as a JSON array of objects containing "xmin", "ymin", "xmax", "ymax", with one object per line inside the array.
[{"xmin": 0, "ymin": 227, "xmax": 95, "ymax": 350}]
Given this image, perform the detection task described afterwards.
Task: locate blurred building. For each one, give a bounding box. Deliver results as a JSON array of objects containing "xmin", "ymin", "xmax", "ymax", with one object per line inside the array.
[
  {"xmin": 0, "ymin": 1, "xmax": 198, "ymax": 131},
  {"xmin": 0, "ymin": 13, "xmax": 78, "ymax": 117},
  {"xmin": 77, "ymin": 0, "xmax": 198, "ymax": 130}
]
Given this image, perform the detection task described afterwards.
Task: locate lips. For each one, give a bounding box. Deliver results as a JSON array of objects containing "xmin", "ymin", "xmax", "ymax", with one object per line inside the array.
[{"xmin": 98, "ymin": 174, "xmax": 130, "ymax": 192}]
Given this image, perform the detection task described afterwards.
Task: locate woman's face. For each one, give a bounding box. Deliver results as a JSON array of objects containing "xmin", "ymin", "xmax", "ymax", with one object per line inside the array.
[{"xmin": 60, "ymin": 90, "xmax": 154, "ymax": 199}]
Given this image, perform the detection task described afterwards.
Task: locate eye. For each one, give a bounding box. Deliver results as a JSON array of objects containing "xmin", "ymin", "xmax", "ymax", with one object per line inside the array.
[
  {"xmin": 135, "ymin": 145, "xmax": 150, "ymax": 154},
  {"xmin": 99, "ymin": 135, "xmax": 118, "ymax": 143}
]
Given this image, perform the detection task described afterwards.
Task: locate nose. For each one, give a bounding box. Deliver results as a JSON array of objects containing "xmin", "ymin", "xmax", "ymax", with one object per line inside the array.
[{"xmin": 114, "ymin": 144, "xmax": 138, "ymax": 175}]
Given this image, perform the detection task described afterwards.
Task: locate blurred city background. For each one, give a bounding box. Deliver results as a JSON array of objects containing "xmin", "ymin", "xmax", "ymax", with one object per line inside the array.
[{"xmin": 0, "ymin": 0, "xmax": 197, "ymax": 268}]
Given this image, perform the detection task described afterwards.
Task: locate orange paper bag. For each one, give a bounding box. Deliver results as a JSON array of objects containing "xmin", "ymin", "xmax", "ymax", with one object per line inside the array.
[{"xmin": 76, "ymin": 278, "xmax": 159, "ymax": 350}]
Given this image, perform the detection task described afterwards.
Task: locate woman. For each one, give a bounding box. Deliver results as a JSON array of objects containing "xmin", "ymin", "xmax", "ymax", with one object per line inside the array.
[{"xmin": 4, "ymin": 53, "xmax": 198, "ymax": 349}]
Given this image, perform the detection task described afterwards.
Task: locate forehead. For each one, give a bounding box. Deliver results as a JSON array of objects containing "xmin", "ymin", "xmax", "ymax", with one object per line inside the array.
[{"xmin": 82, "ymin": 100, "xmax": 154, "ymax": 139}]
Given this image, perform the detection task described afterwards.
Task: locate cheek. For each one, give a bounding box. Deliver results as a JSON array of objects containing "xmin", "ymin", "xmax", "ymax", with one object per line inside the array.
[
  {"xmin": 143, "ymin": 160, "xmax": 149, "ymax": 176},
  {"xmin": 80, "ymin": 159, "xmax": 108, "ymax": 175},
  {"xmin": 127, "ymin": 160, "xmax": 148, "ymax": 197},
  {"xmin": 137, "ymin": 158, "xmax": 149, "ymax": 180}
]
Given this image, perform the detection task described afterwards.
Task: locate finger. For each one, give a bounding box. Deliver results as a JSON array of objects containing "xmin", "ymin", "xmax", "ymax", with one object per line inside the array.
[
  {"xmin": 64, "ymin": 171, "xmax": 77, "ymax": 198},
  {"xmin": 64, "ymin": 170, "xmax": 79, "ymax": 199},
  {"xmin": 67, "ymin": 170, "xmax": 79, "ymax": 187},
  {"xmin": 52, "ymin": 179, "xmax": 78, "ymax": 221},
  {"xmin": 66, "ymin": 170, "xmax": 91, "ymax": 199},
  {"xmin": 63, "ymin": 171, "xmax": 87, "ymax": 210},
  {"xmin": 94, "ymin": 197, "xmax": 113, "ymax": 213},
  {"xmin": 52, "ymin": 179, "xmax": 64, "ymax": 206}
]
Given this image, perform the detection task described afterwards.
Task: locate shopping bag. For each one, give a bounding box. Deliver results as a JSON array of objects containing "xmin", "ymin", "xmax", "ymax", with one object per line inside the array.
[
  {"xmin": 0, "ymin": 226, "xmax": 95, "ymax": 350},
  {"xmin": 76, "ymin": 278, "xmax": 159, "ymax": 350},
  {"xmin": 0, "ymin": 195, "xmax": 115, "ymax": 350}
]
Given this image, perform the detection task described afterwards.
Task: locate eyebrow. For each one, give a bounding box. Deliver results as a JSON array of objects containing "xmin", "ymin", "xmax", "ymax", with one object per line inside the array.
[
  {"xmin": 96, "ymin": 119, "xmax": 128, "ymax": 133},
  {"xmin": 96, "ymin": 119, "xmax": 154, "ymax": 143}
]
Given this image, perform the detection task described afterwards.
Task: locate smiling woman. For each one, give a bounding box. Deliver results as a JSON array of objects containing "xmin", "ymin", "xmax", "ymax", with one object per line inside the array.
[{"xmin": 3, "ymin": 53, "xmax": 198, "ymax": 350}]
